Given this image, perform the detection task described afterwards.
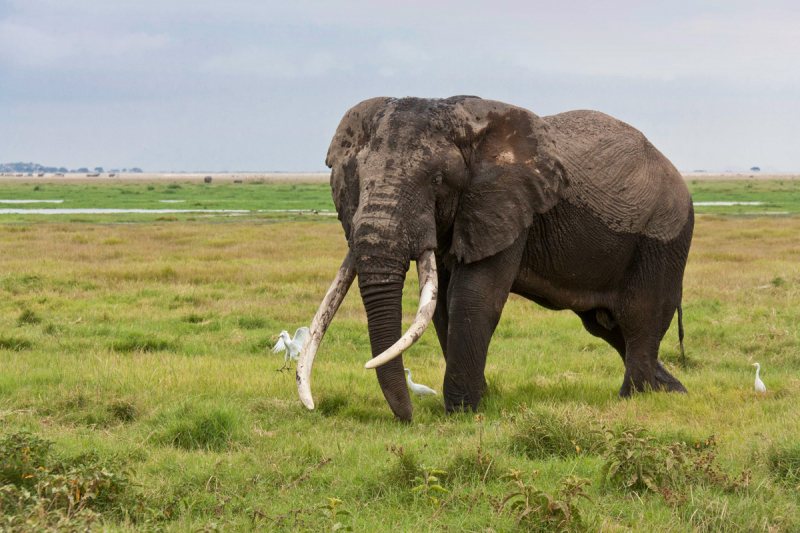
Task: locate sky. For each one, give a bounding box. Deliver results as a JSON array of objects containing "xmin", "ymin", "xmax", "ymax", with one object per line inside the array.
[{"xmin": 1, "ymin": 1, "xmax": 799, "ymax": 172}]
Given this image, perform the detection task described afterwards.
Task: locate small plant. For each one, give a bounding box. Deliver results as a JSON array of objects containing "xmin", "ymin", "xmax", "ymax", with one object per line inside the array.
[
  {"xmin": 501, "ymin": 469, "xmax": 592, "ymax": 531},
  {"xmin": 385, "ymin": 444, "xmax": 422, "ymax": 487},
  {"xmin": 411, "ymin": 467, "xmax": 449, "ymax": 509},
  {"xmin": 0, "ymin": 432, "xmax": 52, "ymax": 488},
  {"xmin": 318, "ymin": 497, "xmax": 352, "ymax": 531},
  {"xmin": 598, "ymin": 427, "xmax": 688, "ymax": 493}
]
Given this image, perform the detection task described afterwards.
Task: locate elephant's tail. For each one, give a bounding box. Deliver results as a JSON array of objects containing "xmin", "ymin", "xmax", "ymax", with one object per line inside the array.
[{"xmin": 678, "ymin": 304, "xmax": 686, "ymax": 367}]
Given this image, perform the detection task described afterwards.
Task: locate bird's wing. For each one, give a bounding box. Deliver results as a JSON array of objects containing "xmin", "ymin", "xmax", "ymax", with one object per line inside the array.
[
  {"xmin": 293, "ymin": 327, "xmax": 309, "ymax": 344},
  {"xmin": 290, "ymin": 327, "xmax": 309, "ymax": 350},
  {"xmin": 272, "ymin": 337, "xmax": 286, "ymax": 353}
]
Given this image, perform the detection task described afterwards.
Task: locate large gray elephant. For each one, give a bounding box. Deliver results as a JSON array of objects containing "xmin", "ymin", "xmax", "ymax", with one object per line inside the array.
[{"xmin": 296, "ymin": 96, "xmax": 693, "ymax": 421}]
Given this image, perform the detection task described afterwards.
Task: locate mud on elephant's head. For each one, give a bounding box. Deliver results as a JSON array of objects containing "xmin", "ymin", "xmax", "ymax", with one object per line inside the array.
[
  {"xmin": 327, "ymin": 96, "xmax": 566, "ymax": 267},
  {"xmin": 299, "ymin": 96, "xmax": 567, "ymax": 420}
]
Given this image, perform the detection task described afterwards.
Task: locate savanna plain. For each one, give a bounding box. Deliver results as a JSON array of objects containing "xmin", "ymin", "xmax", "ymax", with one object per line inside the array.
[{"xmin": 0, "ymin": 179, "xmax": 799, "ymax": 532}]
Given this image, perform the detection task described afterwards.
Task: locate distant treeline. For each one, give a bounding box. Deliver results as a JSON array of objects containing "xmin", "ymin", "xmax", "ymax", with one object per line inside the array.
[{"xmin": 0, "ymin": 162, "xmax": 143, "ymax": 173}]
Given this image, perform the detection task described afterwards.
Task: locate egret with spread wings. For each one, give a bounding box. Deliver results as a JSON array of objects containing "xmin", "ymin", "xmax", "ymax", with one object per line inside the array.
[{"xmin": 273, "ymin": 327, "xmax": 308, "ymax": 372}]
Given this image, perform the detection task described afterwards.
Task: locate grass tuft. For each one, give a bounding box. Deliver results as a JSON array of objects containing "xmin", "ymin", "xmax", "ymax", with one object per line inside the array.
[
  {"xmin": 111, "ymin": 332, "xmax": 177, "ymax": 353},
  {"xmin": 510, "ymin": 404, "xmax": 601, "ymax": 459},
  {"xmin": 107, "ymin": 398, "xmax": 137, "ymax": 423},
  {"xmin": 157, "ymin": 402, "xmax": 245, "ymax": 451},
  {"xmin": 17, "ymin": 308, "xmax": 41, "ymax": 325},
  {"xmin": 0, "ymin": 336, "xmax": 32, "ymax": 350},
  {"xmin": 765, "ymin": 441, "xmax": 800, "ymax": 485}
]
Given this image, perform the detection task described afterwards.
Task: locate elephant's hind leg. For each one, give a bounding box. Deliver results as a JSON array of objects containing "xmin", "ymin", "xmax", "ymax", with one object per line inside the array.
[
  {"xmin": 617, "ymin": 312, "xmax": 686, "ymax": 397},
  {"xmin": 577, "ymin": 309, "xmax": 626, "ymax": 362}
]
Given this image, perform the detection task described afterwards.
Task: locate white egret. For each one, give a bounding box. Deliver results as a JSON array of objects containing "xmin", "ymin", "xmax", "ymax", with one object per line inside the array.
[
  {"xmin": 273, "ymin": 327, "xmax": 308, "ymax": 372},
  {"xmin": 404, "ymin": 369, "xmax": 437, "ymax": 397},
  {"xmin": 751, "ymin": 363, "xmax": 766, "ymax": 393}
]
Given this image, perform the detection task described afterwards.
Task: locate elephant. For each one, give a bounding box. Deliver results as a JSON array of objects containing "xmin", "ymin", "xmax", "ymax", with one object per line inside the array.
[{"xmin": 296, "ymin": 96, "xmax": 693, "ymax": 421}]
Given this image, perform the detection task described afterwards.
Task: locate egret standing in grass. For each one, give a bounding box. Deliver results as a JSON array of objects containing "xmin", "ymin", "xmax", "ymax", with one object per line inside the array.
[
  {"xmin": 751, "ymin": 363, "xmax": 766, "ymax": 393},
  {"xmin": 405, "ymin": 369, "xmax": 437, "ymax": 397},
  {"xmin": 273, "ymin": 327, "xmax": 308, "ymax": 372}
]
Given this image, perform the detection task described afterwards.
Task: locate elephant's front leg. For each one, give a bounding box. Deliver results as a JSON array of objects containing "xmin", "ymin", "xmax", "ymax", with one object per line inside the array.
[{"xmin": 444, "ymin": 233, "xmax": 528, "ymax": 413}]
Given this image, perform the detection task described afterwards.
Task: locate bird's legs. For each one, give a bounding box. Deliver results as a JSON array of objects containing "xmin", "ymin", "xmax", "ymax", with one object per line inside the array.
[{"xmin": 276, "ymin": 349, "xmax": 290, "ymax": 372}]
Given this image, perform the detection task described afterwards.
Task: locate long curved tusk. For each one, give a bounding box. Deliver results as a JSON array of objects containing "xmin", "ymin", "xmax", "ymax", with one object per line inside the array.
[
  {"xmin": 296, "ymin": 250, "xmax": 356, "ymax": 409},
  {"xmin": 364, "ymin": 250, "xmax": 437, "ymax": 370}
]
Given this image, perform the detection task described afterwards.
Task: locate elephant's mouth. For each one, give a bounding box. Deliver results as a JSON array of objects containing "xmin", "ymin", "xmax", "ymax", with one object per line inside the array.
[{"xmin": 295, "ymin": 249, "xmax": 438, "ymax": 411}]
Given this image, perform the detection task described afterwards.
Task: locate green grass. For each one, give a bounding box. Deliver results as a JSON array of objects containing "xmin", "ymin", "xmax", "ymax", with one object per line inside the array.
[
  {"xmin": 0, "ymin": 181, "xmax": 336, "ymax": 223},
  {"xmin": 687, "ymin": 179, "xmax": 800, "ymax": 215},
  {"xmin": 0, "ymin": 182, "xmax": 798, "ymax": 531}
]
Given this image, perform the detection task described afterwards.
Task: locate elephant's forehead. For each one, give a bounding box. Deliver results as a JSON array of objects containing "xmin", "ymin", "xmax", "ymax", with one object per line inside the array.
[{"xmin": 360, "ymin": 117, "xmax": 451, "ymax": 171}]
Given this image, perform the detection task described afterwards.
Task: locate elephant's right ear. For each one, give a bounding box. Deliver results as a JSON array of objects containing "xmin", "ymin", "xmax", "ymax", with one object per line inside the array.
[{"xmin": 327, "ymin": 98, "xmax": 391, "ymax": 242}]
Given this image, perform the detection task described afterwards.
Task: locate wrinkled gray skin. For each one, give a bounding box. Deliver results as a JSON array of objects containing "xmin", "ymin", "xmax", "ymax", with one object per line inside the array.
[{"xmin": 327, "ymin": 96, "xmax": 693, "ymax": 420}]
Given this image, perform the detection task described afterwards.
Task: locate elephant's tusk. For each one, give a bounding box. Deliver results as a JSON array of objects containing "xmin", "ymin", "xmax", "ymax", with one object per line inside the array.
[
  {"xmin": 296, "ymin": 250, "xmax": 357, "ymax": 410},
  {"xmin": 364, "ymin": 250, "xmax": 438, "ymax": 370}
]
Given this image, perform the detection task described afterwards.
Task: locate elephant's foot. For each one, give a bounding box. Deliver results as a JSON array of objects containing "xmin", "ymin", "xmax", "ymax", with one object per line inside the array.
[
  {"xmin": 619, "ymin": 360, "xmax": 687, "ymax": 397},
  {"xmin": 443, "ymin": 380, "xmax": 482, "ymax": 414},
  {"xmin": 654, "ymin": 360, "xmax": 688, "ymax": 393}
]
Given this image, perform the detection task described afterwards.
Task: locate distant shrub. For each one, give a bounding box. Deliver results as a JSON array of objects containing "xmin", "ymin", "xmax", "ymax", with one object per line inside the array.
[
  {"xmin": 166, "ymin": 184, "xmax": 182, "ymax": 189},
  {"xmin": 182, "ymin": 313, "xmax": 205, "ymax": 324}
]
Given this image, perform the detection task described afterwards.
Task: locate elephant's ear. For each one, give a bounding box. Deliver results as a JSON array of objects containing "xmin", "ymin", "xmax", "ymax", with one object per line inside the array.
[
  {"xmin": 449, "ymin": 99, "xmax": 566, "ymax": 264},
  {"xmin": 327, "ymin": 97, "xmax": 391, "ymax": 242}
]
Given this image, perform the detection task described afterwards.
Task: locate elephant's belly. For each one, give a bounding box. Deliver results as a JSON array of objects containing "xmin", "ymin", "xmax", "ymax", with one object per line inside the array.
[{"xmin": 511, "ymin": 200, "xmax": 640, "ymax": 312}]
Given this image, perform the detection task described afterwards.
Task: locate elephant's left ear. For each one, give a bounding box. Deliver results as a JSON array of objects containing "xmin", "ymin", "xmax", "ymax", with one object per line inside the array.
[{"xmin": 449, "ymin": 99, "xmax": 566, "ymax": 264}]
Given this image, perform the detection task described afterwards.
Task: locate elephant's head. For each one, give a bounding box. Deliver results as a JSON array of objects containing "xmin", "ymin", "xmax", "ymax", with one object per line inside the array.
[{"xmin": 296, "ymin": 96, "xmax": 566, "ymax": 420}]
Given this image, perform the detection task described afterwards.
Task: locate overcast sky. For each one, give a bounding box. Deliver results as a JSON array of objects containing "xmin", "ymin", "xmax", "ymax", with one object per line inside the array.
[{"xmin": 1, "ymin": 1, "xmax": 799, "ymax": 172}]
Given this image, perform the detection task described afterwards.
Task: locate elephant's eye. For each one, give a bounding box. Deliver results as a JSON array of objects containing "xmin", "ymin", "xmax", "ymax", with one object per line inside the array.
[{"xmin": 431, "ymin": 172, "xmax": 443, "ymax": 186}]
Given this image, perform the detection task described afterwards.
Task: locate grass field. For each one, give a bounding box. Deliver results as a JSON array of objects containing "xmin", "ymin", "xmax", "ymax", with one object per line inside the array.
[{"xmin": 0, "ymin": 181, "xmax": 799, "ymax": 531}]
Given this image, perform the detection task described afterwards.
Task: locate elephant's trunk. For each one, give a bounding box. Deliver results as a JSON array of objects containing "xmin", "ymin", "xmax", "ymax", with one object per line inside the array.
[
  {"xmin": 364, "ymin": 250, "xmax": 437, "ymax": 369},
  {"xmin": 356, "ymin": 259, "xmax": 414, "ymax": 421}
]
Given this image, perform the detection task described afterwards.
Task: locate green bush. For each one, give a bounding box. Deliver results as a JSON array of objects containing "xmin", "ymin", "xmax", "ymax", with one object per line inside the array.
[{"xmin": 0, "ymin": 432, "xmax": 131, "ymax": 531}]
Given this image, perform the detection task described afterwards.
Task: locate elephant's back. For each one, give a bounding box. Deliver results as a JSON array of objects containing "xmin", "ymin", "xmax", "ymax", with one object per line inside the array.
[{"xmin": 543, "ymin": 110, "xmax": 691, "ymax": 243}]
